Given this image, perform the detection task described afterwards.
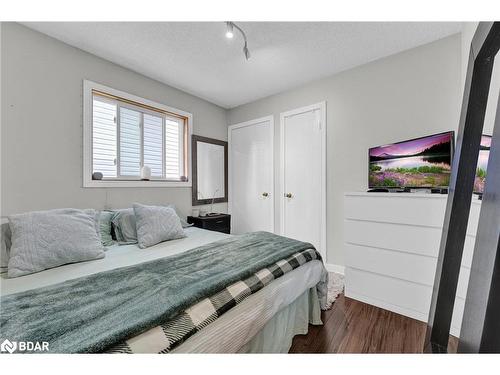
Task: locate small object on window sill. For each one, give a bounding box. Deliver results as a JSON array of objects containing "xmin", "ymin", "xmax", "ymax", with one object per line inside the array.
[
  {"xmin": 140, "ymin": 166, "xmax": 151, "ymax": 180},
  {"xmin": 180, "ymin": 175, "xmax": 188, "ymax": 182},
  {"xmin": 92, "ymin": 172, "xmax": 103, "ymax": 180}
]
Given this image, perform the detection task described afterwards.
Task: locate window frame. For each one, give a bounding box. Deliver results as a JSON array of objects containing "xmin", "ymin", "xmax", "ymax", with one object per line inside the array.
[{"xmin": 83, "ymin": 80, "xmax": 192, "ymax": 188}]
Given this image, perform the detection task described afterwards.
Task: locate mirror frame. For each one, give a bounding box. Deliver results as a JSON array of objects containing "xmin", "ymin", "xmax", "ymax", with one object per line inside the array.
[{"xmin": 191, "ymin": 135, "xmax": 228, "ymax": 206}]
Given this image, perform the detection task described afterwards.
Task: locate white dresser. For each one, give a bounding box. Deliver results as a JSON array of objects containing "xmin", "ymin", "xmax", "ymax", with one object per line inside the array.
[{"xmin": 344, "ymin": 192, "xmax": 482, "ymax": 337}]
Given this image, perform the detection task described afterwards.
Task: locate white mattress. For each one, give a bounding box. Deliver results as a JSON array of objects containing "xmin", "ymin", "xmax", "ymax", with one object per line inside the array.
[{"xmin": 0, "ymin": 227, "xmax": 324, "ymax": 353}]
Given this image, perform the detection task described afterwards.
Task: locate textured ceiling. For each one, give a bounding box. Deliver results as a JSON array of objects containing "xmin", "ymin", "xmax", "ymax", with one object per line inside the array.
[{"xmin": 23, "ymin": 22, "xmax": 462, "ymax": 108}]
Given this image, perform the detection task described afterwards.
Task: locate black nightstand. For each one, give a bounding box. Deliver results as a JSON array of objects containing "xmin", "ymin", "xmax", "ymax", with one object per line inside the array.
[{"xmin": 187, "ymin": 214, "xmax": 231, "ymax": 234}]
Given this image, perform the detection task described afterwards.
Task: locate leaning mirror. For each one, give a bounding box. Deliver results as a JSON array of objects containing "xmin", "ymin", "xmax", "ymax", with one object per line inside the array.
[{"xmin": 192, "ymin": 135, "xmax": 228, "ymax": 206}]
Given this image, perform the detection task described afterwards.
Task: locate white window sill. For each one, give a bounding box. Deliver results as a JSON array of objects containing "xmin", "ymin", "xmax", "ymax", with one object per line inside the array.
[{"xmin": 83, "ymin": 180, "xmax": 192, "ymax": 188}]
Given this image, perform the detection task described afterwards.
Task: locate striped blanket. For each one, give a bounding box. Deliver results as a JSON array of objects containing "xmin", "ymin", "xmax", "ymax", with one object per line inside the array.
[{"xmin": 108, "ymin": 247, "xmax": 324, "ymax": 353}]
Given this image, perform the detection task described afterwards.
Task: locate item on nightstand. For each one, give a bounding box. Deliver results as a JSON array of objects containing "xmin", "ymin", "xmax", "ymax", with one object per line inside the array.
[
  {"xmin": 140, "ymin": 166, "xmax": 151, "ymax": 181},
  {"xmin": 209, "ymin": 189, "xmax": 220, "ymax": 215},
  {"xmin": 199, "ymin": 209, "xmax": 207, "ymax": 217},
  {"xmin": 92, "ymin": 172, "xmax": 103, "ymax": 180},
  {"xmin": 192, "ymin": 209, "xmax": 200, "ymax": 217}
]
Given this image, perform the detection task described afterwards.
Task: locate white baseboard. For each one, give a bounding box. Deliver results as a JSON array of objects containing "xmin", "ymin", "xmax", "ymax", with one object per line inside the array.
[{"xmin": 325, "ymin": 263, "xmax": 345, "ymax": 275}]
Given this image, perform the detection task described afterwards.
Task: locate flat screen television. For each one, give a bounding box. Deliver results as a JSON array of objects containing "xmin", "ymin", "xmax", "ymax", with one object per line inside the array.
[
  {"xmin": 369, "ymin": 131, "xmax": 454, "ymax": 189},
  {"xmin": 474, "ymin": 135, "xmax": 492, "ymax": 194}
]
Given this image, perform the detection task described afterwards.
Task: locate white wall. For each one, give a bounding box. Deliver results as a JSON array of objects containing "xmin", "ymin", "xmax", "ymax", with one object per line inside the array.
[
  {"xmin": 461, "ymin": 22, "xmax": 499, "ymax": 136},
  {"xmin": 1, "ymin": 22, "xmax": 228, "ymax": 219},
  {"xmin": 226, "ymin": 34, "xmax": 462, "ymax": 266}
]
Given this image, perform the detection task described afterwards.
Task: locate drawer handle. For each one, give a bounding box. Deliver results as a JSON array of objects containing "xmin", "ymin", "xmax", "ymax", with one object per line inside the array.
[{"xmin": 215, "ymin": 220, "xmax": 224, "ymax": 224}]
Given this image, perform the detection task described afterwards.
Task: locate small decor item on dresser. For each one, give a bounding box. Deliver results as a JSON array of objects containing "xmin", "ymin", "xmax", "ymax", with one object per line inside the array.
[
  {"xmin": 140, "ymin": 166, "xmax": 151, "ymax": 181},
  {"xmin": 191, "ymin": 209, "xmax": 200, "ymax": 217},
  {"xmin": 187, "ymin": 213, "xmax": 231, "ymax": 234}
]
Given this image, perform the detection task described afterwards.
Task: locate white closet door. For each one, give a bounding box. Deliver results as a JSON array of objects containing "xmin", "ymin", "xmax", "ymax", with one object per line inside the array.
[
  {"xmin": 229, "ymin": 117, "xmax": 274, "ymax": 234},
  {"xmin": 280, "ymin": 103, "xmax": 326, "ymax": 259}
]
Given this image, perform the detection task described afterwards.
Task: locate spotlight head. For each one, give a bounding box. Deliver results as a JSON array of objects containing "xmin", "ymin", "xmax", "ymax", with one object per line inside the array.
[
  {"xmin": 243, "ymin": 44, "xmax": 251, "ymax": 60},
  {"xmin": 225, "ymin": 22, "xmax": 234, "ymax": 39}
]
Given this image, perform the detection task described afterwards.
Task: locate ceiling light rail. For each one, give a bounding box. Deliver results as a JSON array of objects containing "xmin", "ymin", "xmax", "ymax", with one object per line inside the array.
[{"xmin": 225, "ymin": 21, "xmax": 251, "ymax": 61}]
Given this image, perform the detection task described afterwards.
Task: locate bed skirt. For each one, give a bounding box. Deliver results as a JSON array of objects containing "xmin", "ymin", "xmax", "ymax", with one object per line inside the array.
[
  {"xmin": 238, "ymin": 287, "xmax": 322, "ymax": 353},
  {"xmin": 173, "ymin": 286, "xmax": 322, "ymax": 353}
]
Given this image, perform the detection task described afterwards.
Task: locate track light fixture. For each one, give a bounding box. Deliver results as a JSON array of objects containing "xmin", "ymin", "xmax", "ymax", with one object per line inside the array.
[
  {"xmin": 224, "ymin": 22, "xmax": 251, "ymax": 61},
  {"xmin": 225, "ymin": 22, "xmax": 234, "ymax": 39}
]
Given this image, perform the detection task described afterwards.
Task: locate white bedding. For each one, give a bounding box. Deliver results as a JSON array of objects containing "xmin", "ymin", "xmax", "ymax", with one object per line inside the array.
[
  {"xmin": 0, "ymin": 227, "xmax": 324, "ymax": 353},
  {"xmin": 1, "ymin": 227, "xmax": 228, "ymax": 296}
]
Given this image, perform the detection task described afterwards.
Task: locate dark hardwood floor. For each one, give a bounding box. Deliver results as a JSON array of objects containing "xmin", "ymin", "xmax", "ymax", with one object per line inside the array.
[{"xmin": 289, "ymin": 294, "xmax": 458, "ymax": 353}]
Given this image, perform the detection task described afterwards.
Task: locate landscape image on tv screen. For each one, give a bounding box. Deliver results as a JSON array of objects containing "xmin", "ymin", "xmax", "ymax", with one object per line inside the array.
[
  {"xmin": 474, "ymin": 135, "xmax": 491, "ymax": 194},
  {"xmin": 369, "ymin": 131, "xmax": 454, "ymax": 189}
]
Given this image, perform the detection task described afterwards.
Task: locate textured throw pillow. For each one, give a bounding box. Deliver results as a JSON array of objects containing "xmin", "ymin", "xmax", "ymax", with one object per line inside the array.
[
  {"xmin": 111, "ymin": 208, "xmax": 138, "ymax": 244},
  {"xmin": 133, "ymin": 203, "xmax": 186, "ymax": 249},
  {"xmin": 99, "ymin": 211, "xmax": 115, "ymax": 247},
  {"xmin": 1, "ymin": 222, "xmax": 11, "ymax": 272},
  {"xmin": 7, "ymin": 208, "xmax": 105, "ymax": 278}
]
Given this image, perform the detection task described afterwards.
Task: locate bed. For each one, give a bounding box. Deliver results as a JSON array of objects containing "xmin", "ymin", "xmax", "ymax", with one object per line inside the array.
[{"xmin": 1, "ymin": 227, "xmax": 327, "ymax": 353}]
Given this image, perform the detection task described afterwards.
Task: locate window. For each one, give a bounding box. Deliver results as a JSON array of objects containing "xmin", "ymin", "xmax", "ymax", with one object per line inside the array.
[{"xmin": 83, "ymin": 81, "xmax": 192, "ymax": 187}]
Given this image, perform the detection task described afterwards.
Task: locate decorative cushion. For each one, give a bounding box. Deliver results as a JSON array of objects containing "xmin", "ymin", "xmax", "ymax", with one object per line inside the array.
[
  {"xmin": 133, "ymin": 203, "xmax": 186, "ymax": 249},
  {"xmin": 7, "ymin": 208, "xmax": 105, "ymax": 278},
  {"xmin": 111, "ymin": 208, "xmax": 138, "ymax": 244},
  {"xmin": 99, "ymin": 211, "xmax": 115, "ymax": 247},
  {"xmin": 1, "ymin": 222, "xmax": 11, "ymax": 272}
]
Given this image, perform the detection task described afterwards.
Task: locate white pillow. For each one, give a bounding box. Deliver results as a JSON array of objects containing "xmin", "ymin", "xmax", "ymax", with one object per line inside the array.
[
  {"xmin": 7, "ymin": 208, "xmax": 105, "ymax": 278},
  {"xmin": 133, "ymin": 203, "xmax": 186, "ymax": 249}
]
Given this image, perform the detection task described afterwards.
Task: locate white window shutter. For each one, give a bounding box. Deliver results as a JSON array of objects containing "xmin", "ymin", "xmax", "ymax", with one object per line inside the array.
[
  {"xmin": 143, "ymin": 114, "xmax": 164, "ymax": 178},
  {"xmin": 119, "ymin": 107, "xmax": 141, "ymax": 176},
  {"xmin": 90, "ymin": 88, "xmax": 188, "ymax": 184},
  {"xmin": 165, "ymin": 118, "xmax": 182, "ymax": 179},
  {"xmin": 92, "ymin": 98, "xmax": 117, "ymax": 178}
]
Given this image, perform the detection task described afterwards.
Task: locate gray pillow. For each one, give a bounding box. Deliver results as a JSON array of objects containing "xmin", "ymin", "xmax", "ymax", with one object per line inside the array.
[
  {"xmin": 7, "ymin": 208, "xmax": 105, "ymax": 278},
  {"xmin": 111, "ymin": 205, "xmax": 190, "ymax": 245},
  {"xmin": 1, "ymin": 222, "xmax": 11, "ymax": 272},
  {"xmin": 111, "ymin": 208, "xmax": 138, "ymax": 244},
  {"xmin": 133, "ymin": 203, "xmax": 186, "ymax": 249},
  {"xmin": 99, "ymin": 211, "xmax": 115, "ymax": 247}
]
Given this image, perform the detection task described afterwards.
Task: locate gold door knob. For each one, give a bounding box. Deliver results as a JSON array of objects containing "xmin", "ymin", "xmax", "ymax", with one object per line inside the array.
[
  {"xmin": 262, "ymin": 192, "xmax": 269, "ymax": 197},
  {"xmin": 285, "ymin": 193, "xmax": 293, "ymax": 198}
]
